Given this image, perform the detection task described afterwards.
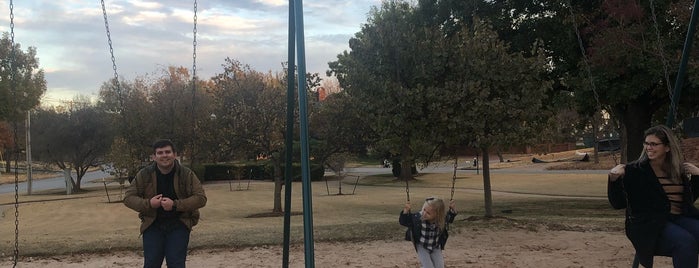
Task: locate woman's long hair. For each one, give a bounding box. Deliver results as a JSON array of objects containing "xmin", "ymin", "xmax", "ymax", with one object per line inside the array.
[
  {"xmin": 421, "ymin": 197, "xmax": 447, "ymax": 232},
  {"xmin": 637, "ymin": 125, "xmax": 685, "ymax": 183}
]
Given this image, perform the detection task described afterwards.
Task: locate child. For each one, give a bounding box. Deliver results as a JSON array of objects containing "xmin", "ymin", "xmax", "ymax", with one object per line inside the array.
[{"xmin": 400, "ymin": 197, "xmax": 457, "ymax": 268}]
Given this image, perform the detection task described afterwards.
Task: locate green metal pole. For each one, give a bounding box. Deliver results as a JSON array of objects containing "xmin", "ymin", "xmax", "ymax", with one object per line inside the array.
[
  {"xmin": 282, "ymin": 0, "xmax": 296, "ymax": 266},
  {"xmin": 294, "ymin": 0, "xmax": 315, "ymax": 266},
  {"xmin": 666, "ymin": 0, "xmax": 699, "ymax": 127}
]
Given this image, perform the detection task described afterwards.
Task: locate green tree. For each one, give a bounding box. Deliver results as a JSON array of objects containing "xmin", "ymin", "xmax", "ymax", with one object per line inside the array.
[
  {"xmin": 309, "ymin": 91, "xmax": 374, "ymax": 168},
  {"xmin": 32, "ymin": 102, "xmax": 114, "ymax": 191},
  {"xmin": 0, "ymin": 33, "xmax": 46, "ymax": 121},
  {"xmin": 437, "ymin": 20, "xmax": 553, "ymax": 217},
  {"xmin": 439, "ymin": 0, "xmax": 699, "ymax": 160},
  {"xmin": 0, "ymin": 33, "xmax": 47, "ymax": 172},
  {"xmin": 329, "ymin": 0, "xmax": 449, "ymax": 180}
]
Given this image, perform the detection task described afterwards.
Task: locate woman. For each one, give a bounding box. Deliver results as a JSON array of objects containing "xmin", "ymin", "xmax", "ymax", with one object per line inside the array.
[{"xmin": 608, "ymin": 125, "xmax": 699, "ymax": 267}]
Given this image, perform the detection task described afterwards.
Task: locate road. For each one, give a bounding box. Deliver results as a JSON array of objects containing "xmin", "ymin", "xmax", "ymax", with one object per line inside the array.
[
  {"xmin": 0, "ymin": 170, "xmax": 112, "ymax": 194},
  {"xmin": 0, "ymin": 162, "xmax": 608, "ymax": 195}
]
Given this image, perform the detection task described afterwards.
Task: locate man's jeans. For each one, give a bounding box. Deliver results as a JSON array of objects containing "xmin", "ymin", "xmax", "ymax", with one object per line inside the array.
[{"xmin": 142, "ymin": 219, "xmax": 190, "ymax": 268}]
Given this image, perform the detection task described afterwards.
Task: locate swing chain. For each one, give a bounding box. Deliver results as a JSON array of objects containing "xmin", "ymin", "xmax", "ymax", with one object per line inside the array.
[
  {"xmin": 9, "ymin": 0, "xmax": 20, "ymax": 266},
  {"xmin": 100, "ymin": 0, "xmax": 123, "ymax": 110},
  {"xmin": 189, "ymin": 0, "xmax": 198, "ymax": 167},
  {"xmin": 567, "ymin": 1, "xmax": 602, "ymax": 114},
  {"xmin": 192, "ymin": 0, "xmax": 197, "ymax": 79},
  {"xmin": 405, "ymin": 177, "xmax": 410, "ymax": 202},
  {"xmin": 450, "ymin": 157, "xmax": 457, "ymax": 201},
  {"xmin": 649, "ymin": 0, "xmax": 674, "ymax": 99}
]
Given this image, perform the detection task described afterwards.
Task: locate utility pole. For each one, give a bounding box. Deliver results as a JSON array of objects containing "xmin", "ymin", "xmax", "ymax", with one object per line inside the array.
[{"xmin": 26, "ymin": 110, "xmax": 32, "ymax": 195}]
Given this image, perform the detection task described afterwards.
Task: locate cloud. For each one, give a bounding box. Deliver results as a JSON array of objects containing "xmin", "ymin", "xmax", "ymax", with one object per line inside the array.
[{"xmin": 0, "ymin": 0, "xmax": 381, "ymax": 104}]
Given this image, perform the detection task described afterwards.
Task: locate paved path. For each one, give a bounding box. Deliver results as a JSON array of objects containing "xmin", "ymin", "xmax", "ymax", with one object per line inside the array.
[{"xmin": 0, "ymin": 170, "xmax": 111, "ymax": 194}]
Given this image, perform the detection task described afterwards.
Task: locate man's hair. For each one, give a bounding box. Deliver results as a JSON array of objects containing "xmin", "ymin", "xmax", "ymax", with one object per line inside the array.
[{"xmin": 152, "ymin": 139, "xmax": 176, "ymax": 153}]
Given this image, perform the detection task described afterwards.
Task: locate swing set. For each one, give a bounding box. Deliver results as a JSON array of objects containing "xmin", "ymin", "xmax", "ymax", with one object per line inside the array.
[{"xmin": 6, "ymin": 1, "xmax": 695, "ymax": 267}]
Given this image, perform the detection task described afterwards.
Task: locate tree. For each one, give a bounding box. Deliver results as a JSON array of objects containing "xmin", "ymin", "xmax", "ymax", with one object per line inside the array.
[
  {"xmin": 437, "ymin": 20, "xmax": 553, "ymax": 217},
  {"xmin": 309, "ymin": 91, "xmax": 375, "ymax": 168},
  {"xmin": 98, "ymin": 77, "xmax": 156, "ymax": 178},
  {"xmin": 0, "ymin": 33, "xmax": 46, "ymax": 121},
  {"xmin": 32, "ymin": 103, "xmax": 114, "ymax": 191},
  {"xmin": 210, "ymin": 59, "xmax": 290, "ymax": 213},
  {"xmin": 0, "ymin": 33, "xmax": 47, "ymax": 172},
  {"xmin": 328, "ymin": 0, "xmax": 449, "ymax": 181},
  {"xmin": 572, "ymin": 0, "xmax": 699, "ymax": 161},
  {"xmin": 98, "ymin": 66, "xmax": 213, "ymax": 178}
]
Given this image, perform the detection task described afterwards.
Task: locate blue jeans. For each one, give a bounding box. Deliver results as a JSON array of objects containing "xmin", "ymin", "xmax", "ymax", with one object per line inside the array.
[
  {"xmin": 645, "ymin": 216, "xmax": 699, "ymax": 268},
  {"xmin": 142, "ymin": 219, "xmax": 191, "ymax": 268},
  {"xmin": 415, "ymin": 246, "xmax": 444, "ymax": 268}
]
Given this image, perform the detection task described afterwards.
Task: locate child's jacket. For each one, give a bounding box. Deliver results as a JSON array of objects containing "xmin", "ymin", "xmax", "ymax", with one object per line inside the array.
[{"xmin": 399, "ymin": 210, "xmax": 457, "ymax": 251}]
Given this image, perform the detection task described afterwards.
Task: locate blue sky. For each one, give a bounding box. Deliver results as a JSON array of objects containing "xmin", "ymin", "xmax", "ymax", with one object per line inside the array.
[{"xmin": 0, "ymin": 0, "xmax": 381, "ymax": 104}]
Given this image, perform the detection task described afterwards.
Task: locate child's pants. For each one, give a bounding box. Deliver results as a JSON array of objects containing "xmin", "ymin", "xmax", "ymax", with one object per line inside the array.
[{"xmin": 416, "ymin": 246, "xmax": 444, "ymax": 268}]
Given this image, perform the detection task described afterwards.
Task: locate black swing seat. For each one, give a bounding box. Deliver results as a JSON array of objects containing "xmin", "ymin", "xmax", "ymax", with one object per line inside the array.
[{"xmin": 631, "ymin": 252, "xmax": 672, "ymax": 268}]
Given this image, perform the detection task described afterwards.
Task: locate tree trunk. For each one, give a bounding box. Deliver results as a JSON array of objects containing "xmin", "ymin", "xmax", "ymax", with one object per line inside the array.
[
  {"xmin": 481, "ymin": 147, "xmax": 493, "ymax": 218},
  {"xmin": 63, "ymin": 168, "xmax": 73, "ymax": 195},
  {"xmin": 592, "ymin": 116, "xmax": 599, "ymax": 164},
  {"xmin": 74, "ymin": 166, "xmax": 83, "ymax": 191},
  {"xmin": 620, "ymin": 122, "xmax": 628, "ymax": 163},
  {"xmin": 273, "ymin": 157, "xmax": 283, "ymax": 213},
  {"xmin": 4, "ymin": 154, "xmax": 9, "ymax": 173},
  {"xmin": 619, "ymin": 102, "xmax": 653, "ymax": 162}
]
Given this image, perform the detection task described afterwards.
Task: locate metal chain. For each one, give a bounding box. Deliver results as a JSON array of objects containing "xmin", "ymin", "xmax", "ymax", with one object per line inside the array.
[
  {"xmin": 9, "ymin": 0, "xmax": 20, "ymax": 266},
  {"xmin": 100, "ymin": 0, "xmax": 123, "ymax": 110},
  {"xmin": 405, "ymin": 175, "xmax": 410, "ymax": 202},
  {"xmin": 567, "ymin": 1, "xmax": 603, "ymax": 113},
  {"xmin": 190, "ymin": 0, "xmax": 198, "ymax": 167},
  {"xmin": 192, "ymin": 0, "xmax": 197, "ymax": 80},
  {"xmin": 649, "ymin": 0, "xmax": 674, "ymax": 99},
  {"xmin": 450, "ymin": 157, "xmax": 457, "ymax": 201}
]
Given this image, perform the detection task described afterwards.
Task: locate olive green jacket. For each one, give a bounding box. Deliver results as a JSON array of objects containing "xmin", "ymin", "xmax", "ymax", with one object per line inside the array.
[{"xmin": 124, "ymin": 161, "xmax": 207, "ymax": 233}]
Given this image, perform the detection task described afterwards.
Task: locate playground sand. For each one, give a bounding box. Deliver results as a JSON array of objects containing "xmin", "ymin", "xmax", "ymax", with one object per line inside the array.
[{"xmin": 0, "ymin": 227, "xmax": 666, "ymax": 267}]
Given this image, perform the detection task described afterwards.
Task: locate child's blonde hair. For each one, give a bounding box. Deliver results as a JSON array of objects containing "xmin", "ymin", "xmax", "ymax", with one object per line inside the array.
[{"xmin": 421, "ymin": 197, "xmax": 447, "ymax": 232}]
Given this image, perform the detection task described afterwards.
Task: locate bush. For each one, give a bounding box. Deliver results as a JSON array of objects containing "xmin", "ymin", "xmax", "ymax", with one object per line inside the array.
[
  {"xmin": 200, "ymin": 163, "xmax": 269, "ymax": 182},
  {"xmin": 279, "ymin": 162, "xmax": 325, "ymax": 182}
]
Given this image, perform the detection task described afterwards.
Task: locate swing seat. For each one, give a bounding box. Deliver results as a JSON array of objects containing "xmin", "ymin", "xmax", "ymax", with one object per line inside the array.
[{"xmin": 631, "ymin": 252, "xmax": 672, "ymax": 268}]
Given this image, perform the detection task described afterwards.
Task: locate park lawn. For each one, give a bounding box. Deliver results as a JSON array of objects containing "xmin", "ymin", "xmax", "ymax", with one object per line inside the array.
[
  {"xmin": 359, "ymin": 172, "xmax": 606, "ymax": 198},
  {"xmin": 0, "ymin": 168, "xmax": 622, "ymax": 257}
]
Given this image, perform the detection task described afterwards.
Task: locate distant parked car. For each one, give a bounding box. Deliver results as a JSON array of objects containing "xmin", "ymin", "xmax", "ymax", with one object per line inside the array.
[{"xmin": 598, "ymin": 138, "xmax": 621, "ymax": 152}]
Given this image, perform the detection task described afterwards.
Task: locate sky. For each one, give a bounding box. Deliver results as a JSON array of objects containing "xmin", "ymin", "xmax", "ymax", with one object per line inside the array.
[{"xmin": 0, "ymin": 0, "xmax": 381, "ymax": 105}]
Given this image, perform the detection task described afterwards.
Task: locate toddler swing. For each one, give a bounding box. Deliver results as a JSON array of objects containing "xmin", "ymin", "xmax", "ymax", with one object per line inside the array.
[{"xmin": 403, "ymin": 156, "xmax": 459, "ymax": 245}]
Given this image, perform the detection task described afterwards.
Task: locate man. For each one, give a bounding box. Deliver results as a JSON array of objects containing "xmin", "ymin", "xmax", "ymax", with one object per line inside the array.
[{"xmin": 124, "ymin": 139, "xmax": 207, "ymax": 268}]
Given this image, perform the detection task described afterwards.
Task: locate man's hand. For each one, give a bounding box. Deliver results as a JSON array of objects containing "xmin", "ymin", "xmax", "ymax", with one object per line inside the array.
[
  {"xmin": 150, "ymin": 194, "xmax": 163, "ymax": 208},
  {"xmin": 161, "ymin": 197, "xmax": 175, "ymax": 211}
]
